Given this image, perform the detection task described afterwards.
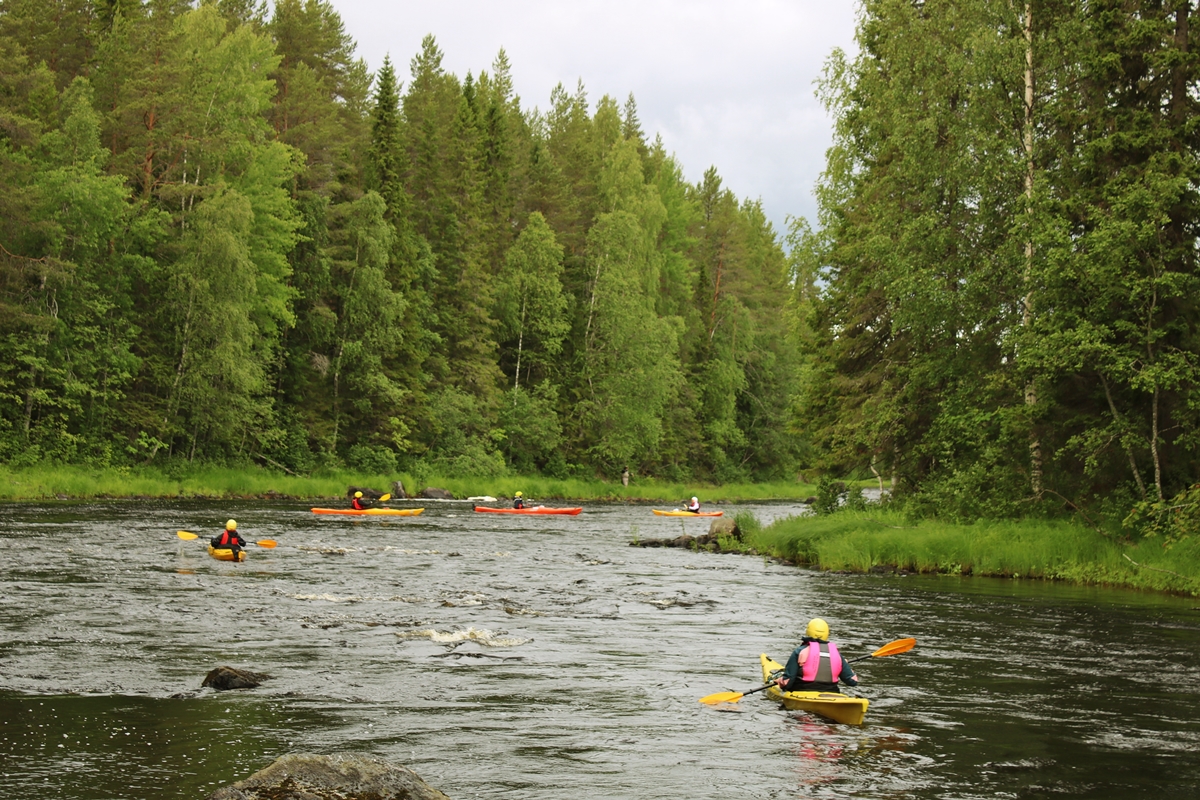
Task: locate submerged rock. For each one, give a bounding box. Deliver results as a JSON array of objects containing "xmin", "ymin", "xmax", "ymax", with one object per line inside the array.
[
  {"xmin": 418, "ymin": 487, "xmax": 454, "ymax": 499},
  {"xmin": 206, "ymin": 752, "xmax": 452, "ymax": 800},
  {"xmin": 632, "ymin": 521, "xmax": 742, "ymax": 552},
  {"xmin": 201, "ymin": 666, "xmax": 268, "ymax": 691}
]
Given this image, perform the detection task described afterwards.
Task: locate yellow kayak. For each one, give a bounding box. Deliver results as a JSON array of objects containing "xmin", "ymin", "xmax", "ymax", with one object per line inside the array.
[
  {"xmin": 207, "ymin": 544, "xmax": 246, "ymax": 562},
  {"xmin": 652, "ymin": 509, "xmax": 723, "ymax": 517},
  {"xmin": 760, "ymin": 653, "xmax": 869, "ymax": 725},
  {"xmin": 311, "ymin": 507, "xmax": 425, "ymax": 516}
]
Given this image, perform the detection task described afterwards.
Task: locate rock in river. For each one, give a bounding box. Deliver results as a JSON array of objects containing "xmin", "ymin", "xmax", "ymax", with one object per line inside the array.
[
  {"xmin": 418, "ymin": 487, "xmax": 454, "ymax": 499},
  {"xmin": 201, "ymin": 666, "xmax": 268, "ymax": 691},
  {"xmin": 206, "ymin": 752, "xmax": 452, "ymax": 800}
]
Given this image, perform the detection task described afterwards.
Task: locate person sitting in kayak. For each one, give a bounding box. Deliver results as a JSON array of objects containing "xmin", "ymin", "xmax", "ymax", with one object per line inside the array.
[
  {"xmin": 513, "ymin": 491, "xmax": 525, "ymax": 510},
  {"xmin": 351, "ymin": 491, "xmax": 371, "ymax": 510},
  {"xmin": 775, "ymin": 618, "xmax": 858, "ymax": 694},
  {"xmin": 686, "ymin": 496, "xmax": 701, "ymax": 513},
  {"xmin": 211, "ymin": 519, "xmax": 247, "ymax": 563}
]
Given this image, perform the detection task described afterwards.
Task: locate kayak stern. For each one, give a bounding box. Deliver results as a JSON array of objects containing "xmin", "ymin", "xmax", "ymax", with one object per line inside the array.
[{"xmin": 760, "ymin": 653, "xmax": 869, "ymax": 725}]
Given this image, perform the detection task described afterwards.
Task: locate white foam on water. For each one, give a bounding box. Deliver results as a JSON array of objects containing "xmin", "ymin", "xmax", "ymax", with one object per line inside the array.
[{"xmin": 395, "ymin": 626, "xmax": 531, "ymax": 647}]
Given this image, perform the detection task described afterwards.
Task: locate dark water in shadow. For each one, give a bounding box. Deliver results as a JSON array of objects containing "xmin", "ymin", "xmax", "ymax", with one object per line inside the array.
[{"xmin": 1, "ymin": 499, "xmax": 1198, "ymax": 798}]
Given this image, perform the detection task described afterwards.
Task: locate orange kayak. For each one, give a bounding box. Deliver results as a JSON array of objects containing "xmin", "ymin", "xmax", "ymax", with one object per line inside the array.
[
  {"xmin": 311, "ymin": 508, "xmax": 424, "ymax": 516},
  {"xmin": 473, "ymin": 506, "xmax": 582, "ymax": 515}
]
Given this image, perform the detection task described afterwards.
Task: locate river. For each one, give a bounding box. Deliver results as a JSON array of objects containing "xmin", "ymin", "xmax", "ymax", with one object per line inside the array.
[{"xmin": 1, "ymin": 499, "xmax": 1198, "ymax": 799}]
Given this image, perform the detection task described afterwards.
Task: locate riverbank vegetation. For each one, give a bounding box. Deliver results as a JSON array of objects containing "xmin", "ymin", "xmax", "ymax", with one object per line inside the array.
[
  {"xmin": 740, "ymin": 510, "xmax": 1200, "ymax": 597},
  {"xmin": 0, "ymin": 463, "xmax": 818, "ymax": 503}
]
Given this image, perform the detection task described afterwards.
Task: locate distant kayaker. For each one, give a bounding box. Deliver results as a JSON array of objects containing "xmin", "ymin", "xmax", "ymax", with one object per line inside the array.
[
  {"xmin": 686, "ymin": 496, "xmax": 701, "ymax": 513},
  {"xmin": 513, "ymin": 491, "xmax": 525, "ymax": 510},
  {"xmin": 351, "ymin": 491, "xmax": 371, "ymax": 510},
  {"xmin": 211, "ymin": 519, "xmax": 247, "ymax": 563},
  {"xmin": 775, "ymin": 618, "xmax": 859, "ymax": 694}
]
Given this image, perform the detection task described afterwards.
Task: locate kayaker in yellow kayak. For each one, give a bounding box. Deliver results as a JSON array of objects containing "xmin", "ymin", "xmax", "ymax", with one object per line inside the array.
[
  {"xmin": 351, "ymin": 491, "xmax": 372, "ymax": 511},
  {"xmin": 686, "ymin": 496, "xmax": 701, "ymax": 513},
  {"xmin": 775, "ymin": 618, "xmax": 859, "ymax": 693},
  {"xmin": 210, "ymin": 519, "xmax": 247, "ymax": 563},
  {"xmin": 513, "ymin": 491, "xmax": 525, "ymax": 510}
]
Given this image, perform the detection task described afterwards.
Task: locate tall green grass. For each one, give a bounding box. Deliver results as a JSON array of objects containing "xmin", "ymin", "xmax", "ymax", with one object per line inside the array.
[
  {"xmin": 748, "ymin": 509, "xmax": 1200, "ymax": 596},
  {"xmin": 0, "ymin": 463, "xmax": 818, "ymax": 503}
]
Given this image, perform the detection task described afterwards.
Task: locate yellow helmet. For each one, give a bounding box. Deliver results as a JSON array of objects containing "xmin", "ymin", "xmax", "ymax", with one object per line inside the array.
[
  {"xmin": 225, "ymin": 519, "xmax": 237, "ymax": 531},
  {"xmin": 515, "ymin": 491, "xmax": 523, "ymax": 497},
  {"xmin": 805, "ymin": 618, "xmax": 830, "ymax": 641},
  {"xmin": 354, "ymin": 491, "xmax": 363, "ymax": 498}
]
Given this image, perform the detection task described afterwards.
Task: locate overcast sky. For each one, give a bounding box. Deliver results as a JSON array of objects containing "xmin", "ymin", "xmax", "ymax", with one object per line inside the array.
[{"xmin": 333, "ymin": 1, "xmax": 861, "ymax": 240}]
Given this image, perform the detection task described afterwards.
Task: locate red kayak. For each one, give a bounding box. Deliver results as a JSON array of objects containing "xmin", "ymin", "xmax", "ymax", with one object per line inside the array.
[{"xmin": 474, "ymin": 506, "xmax": 582, "ymax": 515}]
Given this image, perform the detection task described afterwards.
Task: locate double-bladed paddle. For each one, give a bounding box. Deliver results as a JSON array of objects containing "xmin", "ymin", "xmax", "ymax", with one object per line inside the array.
[
  {"xmin": 176, "ymin": 530, "xmax": 277, "ymax": 548},
  {"xmin": 698, "ymin": 637, "xmax": 916, "ymax": 705}
]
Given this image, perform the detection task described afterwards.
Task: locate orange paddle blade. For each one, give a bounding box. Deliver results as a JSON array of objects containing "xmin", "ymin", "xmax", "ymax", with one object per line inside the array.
[
  {"xmin": 176, "ymin": 531, "xmax": 199, "ymax": 540},
  {"xmin": 699, "ymin": 691, "xmax": 745, "ymax": 705},
  {"xmin": 255, "ymin": 539, "xmax": 277, "ymax": 548},
  {"xmin": 871, "ymin": 637, "xmax": 916, "ymax": 658}
]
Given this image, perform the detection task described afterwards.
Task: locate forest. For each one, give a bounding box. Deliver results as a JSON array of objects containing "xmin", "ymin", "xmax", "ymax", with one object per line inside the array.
[
  {"xmin": 3, "ymin": 0, "xmax": 1200, "ymax": 530},
  {"xmin": 0, "ymin": 0, "xmax": 800, "ymax": 487}
]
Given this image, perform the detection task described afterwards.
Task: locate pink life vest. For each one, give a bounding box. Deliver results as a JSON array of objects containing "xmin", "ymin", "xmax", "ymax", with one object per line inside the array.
[{"xmin": 800, "ymin": 641, "xmax": 843, "ymax": 684}]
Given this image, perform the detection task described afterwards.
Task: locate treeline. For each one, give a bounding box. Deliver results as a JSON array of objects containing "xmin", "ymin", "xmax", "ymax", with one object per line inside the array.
[
  {"xmin": 797, "ymin": 0, "xmax": 1200, "ymax": 521},
  {"xmin": 0, "ymin": 0, "xmax": 800, "ymax": 483}
]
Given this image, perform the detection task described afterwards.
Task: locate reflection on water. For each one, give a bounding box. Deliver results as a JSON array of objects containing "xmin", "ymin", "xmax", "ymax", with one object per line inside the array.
[{"xmin": 1, "ymin": 499, "xmax": 1198, "ymax": 799}]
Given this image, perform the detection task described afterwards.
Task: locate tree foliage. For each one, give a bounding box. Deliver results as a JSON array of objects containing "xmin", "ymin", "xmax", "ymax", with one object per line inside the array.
[{"xmin": 0, "ymin": 2, "xmax": 800, "ymax": 482}]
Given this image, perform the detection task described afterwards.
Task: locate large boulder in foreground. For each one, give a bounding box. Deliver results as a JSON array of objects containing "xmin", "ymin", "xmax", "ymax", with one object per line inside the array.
[
  {"xmin": 202, "ymin": 666, "xmax": 268, "ymax": 691},
  {"xmin": 206, "ymin": 752, "xmax": 451, "ymax": 800}
]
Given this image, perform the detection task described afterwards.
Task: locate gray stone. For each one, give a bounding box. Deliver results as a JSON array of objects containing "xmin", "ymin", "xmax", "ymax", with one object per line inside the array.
[
  {"xmin": 418, "ymin": 487, "xmax": 454, "ymax": 500},
  {"xmin": 202, "ymin": 666, "xmax": 268, "ymax": 691},
  {"xmin": 206, "ymin": 752, "xmax": 452, "ymax": 800},
  {"xmin": 707, "ymin": 517, "xmax": 740, "ymax": 537},
  {"xmin": 390, "ymin": 480, "xmax": 408, "ymax": 499}
]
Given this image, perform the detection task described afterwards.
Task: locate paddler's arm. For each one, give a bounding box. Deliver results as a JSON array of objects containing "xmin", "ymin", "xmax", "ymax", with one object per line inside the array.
[
  {"xmin": 839, "ymin": 658, "xmax": 859, "ymax": 687},
  {"xmin": 776, "ymin": 645, "xmax": 807, "ymax": 688}
]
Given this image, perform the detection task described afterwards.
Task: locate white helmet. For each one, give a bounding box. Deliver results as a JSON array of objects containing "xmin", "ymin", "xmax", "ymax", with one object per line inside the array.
[{"xmin": 692, "ymin": 496, "xmax": 698, "ymax": 502}]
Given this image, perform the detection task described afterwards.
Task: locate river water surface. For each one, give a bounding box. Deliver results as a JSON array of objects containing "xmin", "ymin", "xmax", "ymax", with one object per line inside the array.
[{"xmin": 1, "ymin": 499, "xmax": 1198, "ymax": 799}]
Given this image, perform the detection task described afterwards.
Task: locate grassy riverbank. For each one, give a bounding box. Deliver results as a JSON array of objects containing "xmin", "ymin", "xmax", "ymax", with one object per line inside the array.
[
  {"xmin": 742, "ymin": 510, "xmax": 1200, "ymax": 596},
  {"xmin": 0, "ymin": 463, "xmax": 819, "ymax": 503}
]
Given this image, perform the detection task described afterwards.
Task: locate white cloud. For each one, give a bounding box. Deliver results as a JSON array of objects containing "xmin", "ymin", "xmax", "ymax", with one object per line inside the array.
[{"xmin": 332, "ymin": 0, "xmax": 860, "ymax": 237}]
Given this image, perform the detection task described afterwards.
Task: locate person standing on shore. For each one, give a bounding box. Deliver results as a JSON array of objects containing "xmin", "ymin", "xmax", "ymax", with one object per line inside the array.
[{"xmin": 621, "ymin": 466, "xmax": 630, "ymax": 487}]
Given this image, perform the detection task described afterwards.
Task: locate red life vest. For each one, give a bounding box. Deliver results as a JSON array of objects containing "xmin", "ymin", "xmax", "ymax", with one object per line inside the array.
[
  {"xmin": 215, "ymin": 530, "xmax": 243, "ymax": 548},
  {"xmin": 800, "ymin": 641, "xmax": 843, "ymax": 684},
  {"xmin": 352, "ymin": 498, "xmax": 366, "ymax": 510}
]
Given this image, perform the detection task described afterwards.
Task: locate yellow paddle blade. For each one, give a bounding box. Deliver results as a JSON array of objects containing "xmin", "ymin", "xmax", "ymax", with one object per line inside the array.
[
  {"xmin": 871, "ymin": 637, "xmax": 917, "ymax": 658},
  {"xmin": 378, "ymin": 493, "xmax": 391, "ymax": 502},
  {"xmin": 176, "ymin": 531, "xmax": 199, "ymax": 540},
  {"xmin": 255, "ymin": 539, "xmax": 277, "ymax": 548},
  {"xmin": 699, "ymin": 691, "xmax": 745, "ymax": 705}
]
